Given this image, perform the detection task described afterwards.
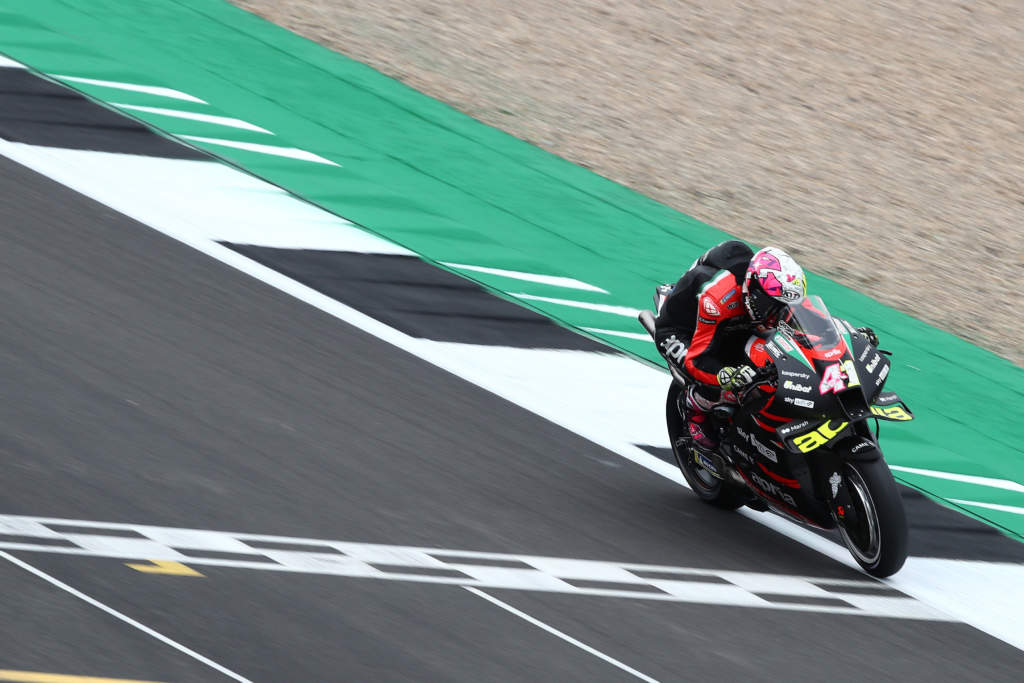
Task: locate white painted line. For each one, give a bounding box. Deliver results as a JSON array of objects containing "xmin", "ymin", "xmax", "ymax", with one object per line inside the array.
[
  {"xmin": 950, "ymin": 499, "xmax": 1024, "ymax": 515},
  {"xmin": 465, "ymin": 587, "xmax": 660, "ymax": 683},
  {"xmin": 0, "ymin": 55, "xmax": 25, "ymax": 69},
  {"xmin": 582, "ymin": 327, "xmax": 653, "ymax": 341},
  {"xmin": 441, "ymin": 262, "xmax": 608, "ymax": 293},
  {"xmin": 890, "ymin": 465, "xmax": 1024, "ymax": 494},
  {"xmin": 0, "ymin": 145, "xmax": 403, "ymax": 253},
  {"xmin": 111, "ymin": 104, "xmax": 273, "ymax": 134},
  {"xmin": 510, "ymin": 292, "xmax": 640, "ymax": 317},
  {"xmin": 52, "ymin": 76, "xmax": 207, "ymax": 103},
  {"xmin": 0, "ymin": 550, "xmax": 252, "ymax": 682},
  {"xmin": 178, "ymin": 136, "xmax": 339, "ymax": 166}
]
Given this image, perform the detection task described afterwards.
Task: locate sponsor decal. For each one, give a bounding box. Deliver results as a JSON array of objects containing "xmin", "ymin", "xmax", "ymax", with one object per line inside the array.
[
  {"xmin": 865, "ymin": 353, "xmax": 880, "ymax": 373},
  {"xmin": 859, "ymin": 345, "xmax": 871, "ymax": 362},
  {"xmin": 786, "ymin": 419, "xmax": 812, "ymax": 432},
  {"xmin": 850, "ymin": 441, "xmax": 874, "ymax": 454},
  {"xmin": 870, "ymin": 404, "xmax": 913, "ymax": 421},
  {"xmin": 780, "ymin": 289, "xmax": 802, "ymax": 302},
  {"xmin": 698, "ymin": 316, "xmax": 716, "ymax": 325},
  {"xmin": 774, "ymin": 335, "xmax": 794, "ymax": 353},
  {"xmin": 819, "ymin": 363, "xmax": 847, "ymax": 394},
  {"xmin": 693, "ymin": 451, "xmax": 722, "ymax": 478},
  {"xmin": 719, "ymin": 288, "xmax": 737, "ymax": 304},
  {"xmin": 823, "ymin": 347, "xmax": 843, "ymax": 358},
  {"xmin": 829, "ymin": 472, "xmax": 842, "ymax": 497},
  {"xmin": 749, "ymin": 470, "xmax": 797, "ymax": 507},
  {"xmin": 792, "ymin": 420, "xmax": 849, "ymax": 453},
  {"xmin": 875, "ymin": 363, "xmax": 890, "ymax": 386},
  {"xmin": 780, "ymin": 369, "xmax": 811, "ymax": 379},
  {"xmin": 659, "ymin": 334, "xmax": 686, "ymax": 363},
  {"xmin": 765, "ymin": 341, "xmax": 782, "ymax": 357},
  {"xmin": 726, "ymin": 300, "xmax": 740, "ymax": 310},
  {"xmin": 793, "ymin": 397, "xmax": 814, "ymax": 408},
  {"xmin": 703, "ymin": 298, "xmax": 721, "ymax": 317},
  {"xmin": 749, "ymin": 434, "xmax": 779, "ymax": 463},
  {"xmin": 733, "ymin": 425, "xmax": 778, "ymax": 462},
  {"xmin": 783, "ymin": 380, "xmax": 812, "ymax": 393}
]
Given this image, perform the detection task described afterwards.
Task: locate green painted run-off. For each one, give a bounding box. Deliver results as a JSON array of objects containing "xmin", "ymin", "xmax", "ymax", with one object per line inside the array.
[{"xmin": 2, "ymin": 0, "xmax": 1023, "ymax": 540}]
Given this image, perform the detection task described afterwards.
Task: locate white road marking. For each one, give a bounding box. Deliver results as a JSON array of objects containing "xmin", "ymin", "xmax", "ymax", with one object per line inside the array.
[
  {"xmin": 0, "ymin": 144, "xmax": 406, "ymax": 253},
  {"xmin": 582, "ymin": 326, "xmax": 654, "ymax": 341},
  {"xmin": 510, "ymin": 292, "xmax": 640, "ymax": 317},
  {"xmin": 179, "ymin": 136, "xmax": 339, "ymax": 166},
  {"xmin": 0, "ymin": 514, "xmax": 951, "ymax": 620},
  {"xmin": 465, "ymin": 587, "xmax": 660, "ymax": 683},
  {"xmin": 0, "ymin": 551, "xmax": 252, "ymax": 683},
  {"xmin": 949, "ymin": 499, "xmax": 1024, "ymax": 515},
  {"xmin": 441, "ymin": 263, "xmax": 608, "ymax": 293},
  {"xmin": 52, "ymin": 76, "xmax": 207, "ymax": 103},
  {"xmin": 111, "ymin": 104, "xmax": 273, "ymax": 134},
  {"xmin": 889, "ymin": 465, "xmax": 1024, "ymax": 494}
]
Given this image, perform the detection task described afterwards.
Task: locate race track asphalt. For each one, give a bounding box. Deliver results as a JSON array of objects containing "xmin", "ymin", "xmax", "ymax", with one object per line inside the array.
[{"xmin": 1, "ymin": 154, "xmax": 1021, "ymax": 681}]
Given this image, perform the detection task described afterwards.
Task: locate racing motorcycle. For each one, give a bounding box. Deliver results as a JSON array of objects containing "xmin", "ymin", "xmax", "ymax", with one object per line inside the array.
[{"xmin": 639, "ymin": 291, "xmax": 911, "ymax": 577}]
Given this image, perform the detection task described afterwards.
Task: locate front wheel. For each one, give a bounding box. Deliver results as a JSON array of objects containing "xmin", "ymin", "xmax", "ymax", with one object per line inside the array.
[{"xmin": 837, "ymin": 458, "xmax": 908, "ymax": 577}]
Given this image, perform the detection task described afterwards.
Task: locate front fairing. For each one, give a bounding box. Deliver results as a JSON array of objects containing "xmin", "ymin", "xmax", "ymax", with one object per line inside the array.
[{"xmin": 758, "ymin": 296, "xmax": 892, "ymax": 421}]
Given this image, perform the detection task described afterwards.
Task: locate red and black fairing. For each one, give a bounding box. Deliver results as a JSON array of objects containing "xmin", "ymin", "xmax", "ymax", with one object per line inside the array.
[{"xmin": 718, "ymin": 295, "xmax": 907, "ymax": 528}]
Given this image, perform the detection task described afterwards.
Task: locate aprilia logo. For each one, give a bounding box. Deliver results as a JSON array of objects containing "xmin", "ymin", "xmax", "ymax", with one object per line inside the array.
[
  {"xmin": 749, "ymin": 471, "xmax": 797, "ymax": 507},
  {"xmin": 660, "ymin": 335, "xmax": 686, "ymax": 363},
  {"xmin": 703, "ymin": 298, "xmax": 721, "ymax": 317}
]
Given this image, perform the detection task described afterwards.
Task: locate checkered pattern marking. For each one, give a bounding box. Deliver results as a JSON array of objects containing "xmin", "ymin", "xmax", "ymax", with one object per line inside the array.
[{"xmin": 0, "ymin": 515, "xmax": 950, "ymax": 621}]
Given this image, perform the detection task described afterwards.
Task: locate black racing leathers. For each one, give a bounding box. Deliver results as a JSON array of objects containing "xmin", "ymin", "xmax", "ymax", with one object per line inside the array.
[{"xmin": 655, "ymin": 240, "xmax": 755, "ymax": 393}]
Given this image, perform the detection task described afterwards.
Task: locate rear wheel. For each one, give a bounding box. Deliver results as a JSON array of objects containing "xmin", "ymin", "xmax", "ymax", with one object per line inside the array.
[
  {"xmin": 666, "ymin": 384, "xmax": 747, "ymax": 510},
  {"xmin": 837, "ymin": 458, "xmax": 908, "ymax": 577}
]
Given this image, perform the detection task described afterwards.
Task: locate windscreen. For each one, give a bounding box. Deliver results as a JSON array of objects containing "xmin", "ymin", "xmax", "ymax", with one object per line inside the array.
[{"xmin": 778, "ymin": 295, "xmax": 841, "ymax": 351}]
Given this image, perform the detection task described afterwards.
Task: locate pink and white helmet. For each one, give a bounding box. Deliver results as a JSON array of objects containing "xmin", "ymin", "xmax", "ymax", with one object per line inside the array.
[{"xmin": 742, "ymin": 247, "xmax": 807, "ymax": 324}]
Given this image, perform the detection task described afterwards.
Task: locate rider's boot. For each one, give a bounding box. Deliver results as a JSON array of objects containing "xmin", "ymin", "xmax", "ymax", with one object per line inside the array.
[{"xmin": 680, "ymin": 384, "xmax": 720, "ymax": 451}]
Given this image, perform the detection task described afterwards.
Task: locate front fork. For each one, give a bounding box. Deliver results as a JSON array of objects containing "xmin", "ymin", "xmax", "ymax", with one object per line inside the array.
[{"xmin": 818, "ymin": 437, "xmax": 879, "ymax": 528}]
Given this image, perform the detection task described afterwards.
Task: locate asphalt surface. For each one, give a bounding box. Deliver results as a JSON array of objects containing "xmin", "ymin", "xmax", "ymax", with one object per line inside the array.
[{"xmin": 1, "ymin": 154, "xmax": 1022, "ymax": 681}]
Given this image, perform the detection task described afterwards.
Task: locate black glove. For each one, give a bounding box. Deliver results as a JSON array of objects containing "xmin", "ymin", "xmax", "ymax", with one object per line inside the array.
[
  {"xmin": 856, "ymin": 326, "xmax": 879, "ymax": 347},
  {"xmin": 717, "ymin": 365, "xmax": 757, "ymax": 391}
]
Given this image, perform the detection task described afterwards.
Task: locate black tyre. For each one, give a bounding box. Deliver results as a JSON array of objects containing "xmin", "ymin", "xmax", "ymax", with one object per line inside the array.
[
  {"xmin": 837, "ymin": 458, "xmax": 908, "ymax": 578},
  {"xmin": 666, "ymin": 384, "xmax": 747, "ymax": 510}
]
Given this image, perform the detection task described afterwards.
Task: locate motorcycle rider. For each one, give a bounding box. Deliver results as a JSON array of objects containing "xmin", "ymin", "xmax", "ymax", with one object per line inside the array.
[{"xmin": 656, "ymin": 241, "xmax": 878, "ymax": 451}]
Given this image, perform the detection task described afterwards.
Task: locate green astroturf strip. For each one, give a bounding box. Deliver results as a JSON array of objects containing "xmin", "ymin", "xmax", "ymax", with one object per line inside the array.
[{"xmin": 2, "ymin": 0, "xmax": 1022, "ymax": 539}]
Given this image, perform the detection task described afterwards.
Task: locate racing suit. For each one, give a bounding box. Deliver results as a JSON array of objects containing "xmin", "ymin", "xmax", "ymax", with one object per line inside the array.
[{"xmin": 655, "ymin": 240, "xmax": 754, "ymax": 447}]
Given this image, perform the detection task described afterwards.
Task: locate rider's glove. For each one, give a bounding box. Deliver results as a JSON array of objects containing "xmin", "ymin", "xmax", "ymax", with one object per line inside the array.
[
  {"xmin": 717, "ymin": 365, "xmax": 757, "ymax": 391},
  {"xmin": 856, "ymin": 326, "xmax": 879, "ymax": 347}
]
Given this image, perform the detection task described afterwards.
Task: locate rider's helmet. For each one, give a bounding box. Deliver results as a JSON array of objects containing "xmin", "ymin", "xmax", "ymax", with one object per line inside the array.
[{"xmin": 742, "ymin": 247, "xmax": 807, "ymax": 328}]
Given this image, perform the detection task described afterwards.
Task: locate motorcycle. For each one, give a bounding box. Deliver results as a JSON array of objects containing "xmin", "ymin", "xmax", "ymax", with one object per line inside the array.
[{"xmin": 639, "ymin": 289, "xmax": 911, "ymax": 577}]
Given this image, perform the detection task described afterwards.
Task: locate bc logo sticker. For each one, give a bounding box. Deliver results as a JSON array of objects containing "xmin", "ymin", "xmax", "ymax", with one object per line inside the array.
[
  {"xmin": 870, "ymin": 404, "xmax": 913, "ymax": 421},
  {"xmin": 792, "ymin": 420, "xmax": 849, "ymax": 453}
]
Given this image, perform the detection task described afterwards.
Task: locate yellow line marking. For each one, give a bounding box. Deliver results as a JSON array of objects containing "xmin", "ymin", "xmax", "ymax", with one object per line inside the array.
[
  {"xmin": 0, "ymin": 671, "xmax": 165, "ymax": 683},
  {"xmin": 124, "ymin": 560, "xmax": 203, "ymax": 576}
]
